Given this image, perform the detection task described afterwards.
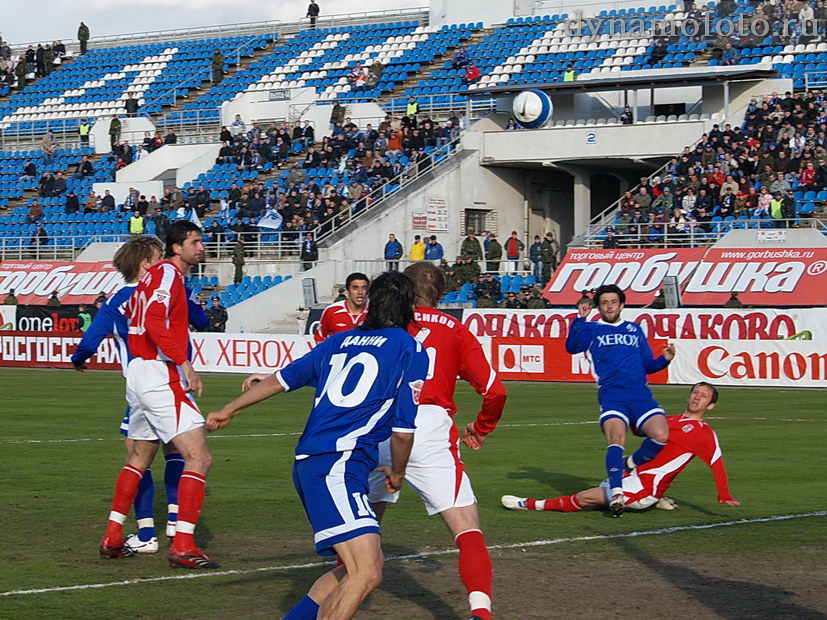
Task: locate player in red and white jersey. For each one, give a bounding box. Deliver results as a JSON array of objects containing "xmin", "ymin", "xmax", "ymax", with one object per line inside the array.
[
  {"xmin": 369, "ymin": 262, "xmax": 507, "ymax": 620},
  {"xmin": 502, "ymin": 382, "xmax": 740, "ymax": 514},
  {"xmin": 313, "ymin": 272, "xmax": 369, "ymax": 342},
  {"xmin": 100, "ymin": 221, "xmax": 220, "ymax": 569}
]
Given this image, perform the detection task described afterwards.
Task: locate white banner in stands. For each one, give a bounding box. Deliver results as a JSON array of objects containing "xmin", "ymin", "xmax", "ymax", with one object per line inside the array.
[
  {"xmin": 670, "ymin": 339, "xmax": 827, "ymax": 388},
  {"xmin": 190, "ymin": 333, "xmax": 315, "ymax": 374}
]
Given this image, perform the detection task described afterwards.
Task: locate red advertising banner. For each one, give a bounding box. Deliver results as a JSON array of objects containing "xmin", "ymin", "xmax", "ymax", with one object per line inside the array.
[
  {"xmin": 543, "ymin": 248, "xmax": 706, "ymax": 306},
  {"xmin": 681, "ymin": 247, "xmax": 827, "ymax": 306},
  {"xmin": 0, "ymin": 261, "xmax": 123, "ymax": 305},
  {"xmin": 491, "ymin": 336, "xmax": 669, "ymax": 384}
]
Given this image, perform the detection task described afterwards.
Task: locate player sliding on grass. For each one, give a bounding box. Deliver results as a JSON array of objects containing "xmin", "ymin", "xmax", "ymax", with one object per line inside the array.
[
  {"xmin": 72, "ymin": 236, "xmax": 207, "ymax": 555},
  {"xmin": 368, "ymin": 262, "xmax": 507, "ymax": 620},
  {"xmin": 206, "ymin": 271, "xmax": 429, "ymax": 620},
  {"xmin": 502, "ymin": 382, "xmax": 740, "ymax": 513},
  {"xmin": 565, "ymin": 284, "xmax": 675, "ymax": 517}
]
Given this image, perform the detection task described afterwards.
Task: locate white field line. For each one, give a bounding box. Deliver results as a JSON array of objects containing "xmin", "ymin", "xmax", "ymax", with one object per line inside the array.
[
  {"xmin": 2, "ymin": 510, "xmax": 824, "ymax": 598},
  {"xmin": 2, "ymin": 416, "xmax": 822, "ymax": 445}
]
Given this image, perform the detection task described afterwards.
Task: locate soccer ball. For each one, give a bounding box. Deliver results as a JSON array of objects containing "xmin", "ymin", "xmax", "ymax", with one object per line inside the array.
[{"xmin": 512, "ymin": 89, "xmax": 553, "ymax": 129}]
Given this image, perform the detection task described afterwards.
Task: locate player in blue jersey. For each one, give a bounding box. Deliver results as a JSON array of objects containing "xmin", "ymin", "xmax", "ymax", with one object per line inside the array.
[
  {"xmin": 207, "ymin": 271, "xmax": 429, "ymax": 620},
  {"xmin": 565, "ymin": 284, "xmax": 675, "ymax": 518},
  {"xmin": 71, "ymin": 236, "xmax": 208, "ymax": 553}
]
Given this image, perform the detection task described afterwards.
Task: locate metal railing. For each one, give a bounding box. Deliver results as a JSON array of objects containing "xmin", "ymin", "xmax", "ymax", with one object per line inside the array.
[
  {"xmin": 311, "ymin": 136, "xmax": 464, "ymax": 243},
  {"xmin": 9, "ymin": 8, "xmax": 428, "ymax": 53},
  {"xmin": 577, "ymin": 216, "xmax": 827, "ymax": 248}
]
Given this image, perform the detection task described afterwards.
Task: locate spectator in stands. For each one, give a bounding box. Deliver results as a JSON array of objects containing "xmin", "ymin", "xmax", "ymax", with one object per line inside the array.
[
  {"xmin": 528, "ymin": 235, "xmax": 543, "ymax": 279},
  {"xmin": 724, "ymin": 292, "xmax": 743, "ymax": 308},
  {"xmin": 206, "ymin": 296, "xmax": 228, "ymax": 332},
  {"xmin": 42, "ymin": 45, "xmax": 55, "ymax": 77},
  {"xmin": 648, "ymin": 41, "xmax": 667, "ymax": 65},
  {"xmin": 502, "ymin": 291, "xmax": 525, "ymax": 309},
  {"xmin": 231, "ymin": 238, "xmax": 246, "ymax": 284},
  {"xmin": 46, "ymin": 290, "xmax": 60, "ymax": 306},
  {"xmin": 128, "ymin": 210, "xmax": 145, "ymax": 235},
  {"xmin": 635, "ymin": 185, "xmax": 653, "ymax": 211},
  {"xmin": 603, "ymin": 227, "xmax": 620, "ymax": 249},
  {"xmin": 425, "ymin": 235, "xmax": 444, "ymax": 262},
  {"xmin": 460, "ymin": 232, "xmax": 483, "ymax": 261},
  {"xmin": 78, "ymin": 119, "xmax": 91, "ymax": 145},
  {"xmin": 83, "ymin": 191, "xmax": 97, "ymax": 214},
  {"xmin": 30, "ymin": 223, "xmax": 48, "ymax": 252},
  {"xmin": 52, "ymin": 172, "xmax": 67, "ymax": 197},
  {"xmin": 149, "ymin": 207, "xmax": 170, "ymax": 241},
  {"xmin": 453, "ymin": 46, "xmax": 470, "ymax": 69},
  {"xmin": 41, "ymin": 130, "xmax": 57, "ymax": 166},
  {"xmin": 620, "ymin": 105, "xmax": 633, "ymax": 124},
  {"xmin": 15, "ymin": 55, "xmax": 27, "ymax": 90},
  {"xmin": 300, "ymin": 232, "xmax": 318, "ymax": 270},
  {"xmin": 211, "ymin": 49, "xmax": 224, "ymax": 84},
  {"xmin": 26, "ymin": 199, "xmax": 43, "ymax": 224},
  {"xmin": 409, "ymin": 235, "xmax": 425, "ymax": 260},
  {"xmin": 506, "ymin": 118, "xmax": 522, "ymax": 130},
  {"xmin": 78, "ymin": 22, "xmax": 90, "ymax": 54},
  {"xmin": 100, "ymin": 189, "xmax": 115, "ymax": 212},
  {"xmin": 563, "ymin": 65, "xmax": 576, "ymax": 82},
  {"xmin": 540, "ymin": 232, "xmax": 558, "ymax": 282},
  {"xmin": 721, "ymin": 43, "xmax": 739, "ymax": 66},
  {"xmin": 109, "ymin": 116, "xmax": 121, "ymax": 148},
  {"xmin": 19, "ymin": 160, "xmax": 37, "ymax": 183},
  {"xmin": 164, "ymin": 128, "xmax": 178, "ymax": 145},
  {"xmin": 230, "ymin": 114, "xmax": 246, "ymax": 139},
  {"xmin": 384, "ymin": 233, "xmax": 403, "ymax": 270},
  {"xmin": 504, "ymin": 231, "xmax": 525, "ymax": 273},
  {"xmin": 717, "ymin": 0, "xmax": 736, "ymax": 17},
  {"xmin": 63, "ymin": 190, "xmax": 79, "ymax": 215},
  {"xmin": 484, "ymin": 233, "xmax": 502, "ymax": 272},
  {"xmin": 463, "ymin": 63, "xmax": 480, "ymax": 85},
  {"xmin": 53, "ymin": 41, "xmax": 66, "ymax": 58},
  {"xmin": 306, "ymin": 0, "xmax": 320, "ymax": 27},
  {"xmin": 38, "ymin": 172, "xmax": 54, "ymax": 198},
  {"xmin": 125, "ymin": 92, "xmax": 140, "ymax": 118}
]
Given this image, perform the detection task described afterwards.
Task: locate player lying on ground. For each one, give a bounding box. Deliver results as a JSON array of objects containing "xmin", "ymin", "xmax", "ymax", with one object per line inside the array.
[
  {"xmin": 565, "ymin": 284, "xmax": 675, "ymax": 517},
  {"xmin": 502, "ymin": 382, "xmax": 740, "ymax": 513},
  {"xmin": 206, "ymin": 271, "xmax": 429, "ymax": 620},
  {"xmin": 100, "ymin": 222, "xmax": 218, "ymax": 569},
  {"xmin": 368, "ymin": 262, "xmax": 507, "ymax": 620},
  {"xmin": 72, "ymin": 236, "xmax": 207, "ymax": 554}
]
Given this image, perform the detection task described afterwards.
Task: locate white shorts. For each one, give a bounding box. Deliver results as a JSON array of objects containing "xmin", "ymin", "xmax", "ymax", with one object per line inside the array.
[
  {"xmin": 125, "ymin": 358, "xmax": 204, "ymax": 444},
  {"xmin": 368, "ymin": 404, "xmax": 476, "ymax": 516},
  {"xmin": 599, "ymin": 471, "xmax": 659, "ymax": 510}
]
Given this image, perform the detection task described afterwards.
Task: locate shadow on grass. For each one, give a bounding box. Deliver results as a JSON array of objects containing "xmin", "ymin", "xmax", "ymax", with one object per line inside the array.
[
  {"xmin": 612, "ymin": 537, "xmax": 827, "ymax": 619},
  {"xmin": 506, "ymin": 466, "xmax": 595, "ymax": 495}
]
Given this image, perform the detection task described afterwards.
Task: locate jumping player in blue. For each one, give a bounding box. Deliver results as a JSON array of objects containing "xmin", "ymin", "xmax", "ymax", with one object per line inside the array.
[
  {"xmin": 71, "ymin": 236, "xmax": 207, "ymax": 553},
  {"xmin": 206, "ymin": 271, "xmax": 429, "ymax": 620},
  {"xmin": 565, "ymin": 284, "xmax": 675, "ymax": 518}
]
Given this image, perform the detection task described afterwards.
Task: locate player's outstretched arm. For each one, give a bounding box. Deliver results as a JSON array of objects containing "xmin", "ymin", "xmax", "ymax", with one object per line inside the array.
[{"xmin": 206, "ymin": 373, "xmax": 285, "ymax": 431}]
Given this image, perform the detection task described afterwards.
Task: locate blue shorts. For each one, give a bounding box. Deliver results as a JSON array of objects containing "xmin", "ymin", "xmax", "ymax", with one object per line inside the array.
[
  {"xmin": 598, "ymin": 388, "xmax": 664, "ymax": 434},
  {"xmin": 293, "ymin": 449, "xmax": 380, "ymax": 556}
]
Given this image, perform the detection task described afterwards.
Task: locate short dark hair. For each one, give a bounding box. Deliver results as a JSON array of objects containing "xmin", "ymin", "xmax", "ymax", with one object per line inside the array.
[
  {"xmin": 358, "ymin": 271, "xmax": 415, "ymax": 331},
  {"xmin": 164, "ymin": 221, "xmax": 201, "ymax": 258},
  {"xmin": 594, "ymin": 284, "xmax": 626, "ymax": 306},
  {"xmin": 692, "ymin": 381, "xmax": 719, "ymax": 404},
  {"xmin": 345, "ymin": 272, "xmax": 369, "ymax": 289}
]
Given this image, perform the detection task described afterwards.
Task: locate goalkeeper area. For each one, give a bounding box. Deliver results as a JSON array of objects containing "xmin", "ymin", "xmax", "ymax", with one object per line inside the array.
[{"xmin": 1, "ymin": 368, "xmax": 825, "ymax": 618}]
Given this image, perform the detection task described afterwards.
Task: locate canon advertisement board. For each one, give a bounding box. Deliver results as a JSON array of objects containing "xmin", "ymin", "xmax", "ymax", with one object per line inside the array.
[
  {"xmin": 0, "ymin": 261, "xmax": 123, "ymax": 305},
  {"xmin": 543, "ymin": 247, "xmax": 827, "ymax": 307}
]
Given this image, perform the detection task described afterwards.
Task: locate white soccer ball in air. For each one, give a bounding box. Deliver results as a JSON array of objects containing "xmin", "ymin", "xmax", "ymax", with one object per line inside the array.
[{"xmin": 512, "ymin": 89, "xmax": 553, "ymax": 129}]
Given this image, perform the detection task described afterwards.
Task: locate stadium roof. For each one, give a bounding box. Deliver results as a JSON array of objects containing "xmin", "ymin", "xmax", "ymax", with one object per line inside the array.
[{"xmin": 465, "ymin": 65, "xmax": 780, "ymax": 97}]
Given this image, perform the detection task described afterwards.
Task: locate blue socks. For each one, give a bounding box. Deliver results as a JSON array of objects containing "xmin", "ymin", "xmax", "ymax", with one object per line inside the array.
[
  {"xmin": 134, "ymin": 468, "xmax": 156, "ymax": 541},
  {"xmin": 606, "ymin": 444, "xmax": 624, "ymax": 493},
  {"xmin": 283, "ymin": 595, "xmax": 320, "ymax": 619},
  {"xmin": 164, "ymin": 452, "xmax": 185, "ymax": 524},
  {"xmin": 629, "ymin": 438, "xmax": 666, "ymax": 470}
]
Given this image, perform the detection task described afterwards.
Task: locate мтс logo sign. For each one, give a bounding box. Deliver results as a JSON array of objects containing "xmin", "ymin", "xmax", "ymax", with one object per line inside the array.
[{"xmin": 498, "ymin": 344, "xmax": 544, "ymax": 373}]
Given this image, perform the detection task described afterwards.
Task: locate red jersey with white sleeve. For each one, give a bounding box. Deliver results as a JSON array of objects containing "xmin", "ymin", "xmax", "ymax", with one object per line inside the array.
[
  {"xmin": 635, "ymin": 414, "xmax": 734, "ymax": 502},
  {"xmin": 313, "ymin": 300, "xmax": 368, "ymax": 343},
  {"xmin": 408, "ymin": 306, "xmax": 506, "ymax": 437},
  {"xmin": 126, "ymin": 260, "xmax": 190, "ymax": 366}
]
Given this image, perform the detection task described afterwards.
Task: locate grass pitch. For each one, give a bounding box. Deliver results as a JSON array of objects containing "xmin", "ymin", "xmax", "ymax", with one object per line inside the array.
[{"xmin": 1, "ymin": 368, "xmax": 825, "ymax": 619}]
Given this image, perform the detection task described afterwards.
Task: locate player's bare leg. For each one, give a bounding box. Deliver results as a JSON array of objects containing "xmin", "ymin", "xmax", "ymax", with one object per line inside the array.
[
  {"xmin": 441, "ymin": 504, "xmax": 494, "ymax": 620},
  {"xmin": 502, "ymin": 487, "xmax": 606, "ymax": 512},
  {"xmin": 602, "ymin": 418, "xmax": 627, "ymax": 517},
  {"xmin": 317, "ymin": 533, "xmax": 383, "ymax": 620},
  {"xmin": 167, "ymin": 427, "xmax": 218, "ymax": 568},
  {"xmin": 101, "ymin": 439, "xmax": 159, "ymax": 558}
]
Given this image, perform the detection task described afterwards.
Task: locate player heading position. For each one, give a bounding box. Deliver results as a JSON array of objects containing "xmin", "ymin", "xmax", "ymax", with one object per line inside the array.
[
  {"xmin": 369, "ymin": 262, "xmax": 507, "ymax": 620},
  {"xmin": 73, "ymin": 236, "xmax": 206, "ymax": 554},
  {"xmin": 99, "ymin": 221, "xmax": 218, "ymax": 569},
  {"xmin": 502, "ymin": 382, "xmax": 740, "ymax": 512},
  {"xmin": 565, "ymin": 284, "xmax": 675, "ymax": 517},
  {"xmin": 206, "ymin": 271, "xmax": 429, "ymax": 620},
  {"xmin": 313, "ymin": 272, "xmax": 369, "ymax": 342}
]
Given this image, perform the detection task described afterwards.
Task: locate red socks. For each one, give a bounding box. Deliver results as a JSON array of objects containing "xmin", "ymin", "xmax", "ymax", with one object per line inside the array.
[
  {"xmin": 105, "ymin": 465, "xmax": 144, "ymax": 539},
  {"xmin": 172, "ymin": 471, "xmax": 206, "ymax": 550},
  {"xmin": 456, "ymin": 529, "xmax": 493, "ymax": 620},
  {"xmin": 527, "ymin": 495, "xmax": 582, "ymax": 512}
]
